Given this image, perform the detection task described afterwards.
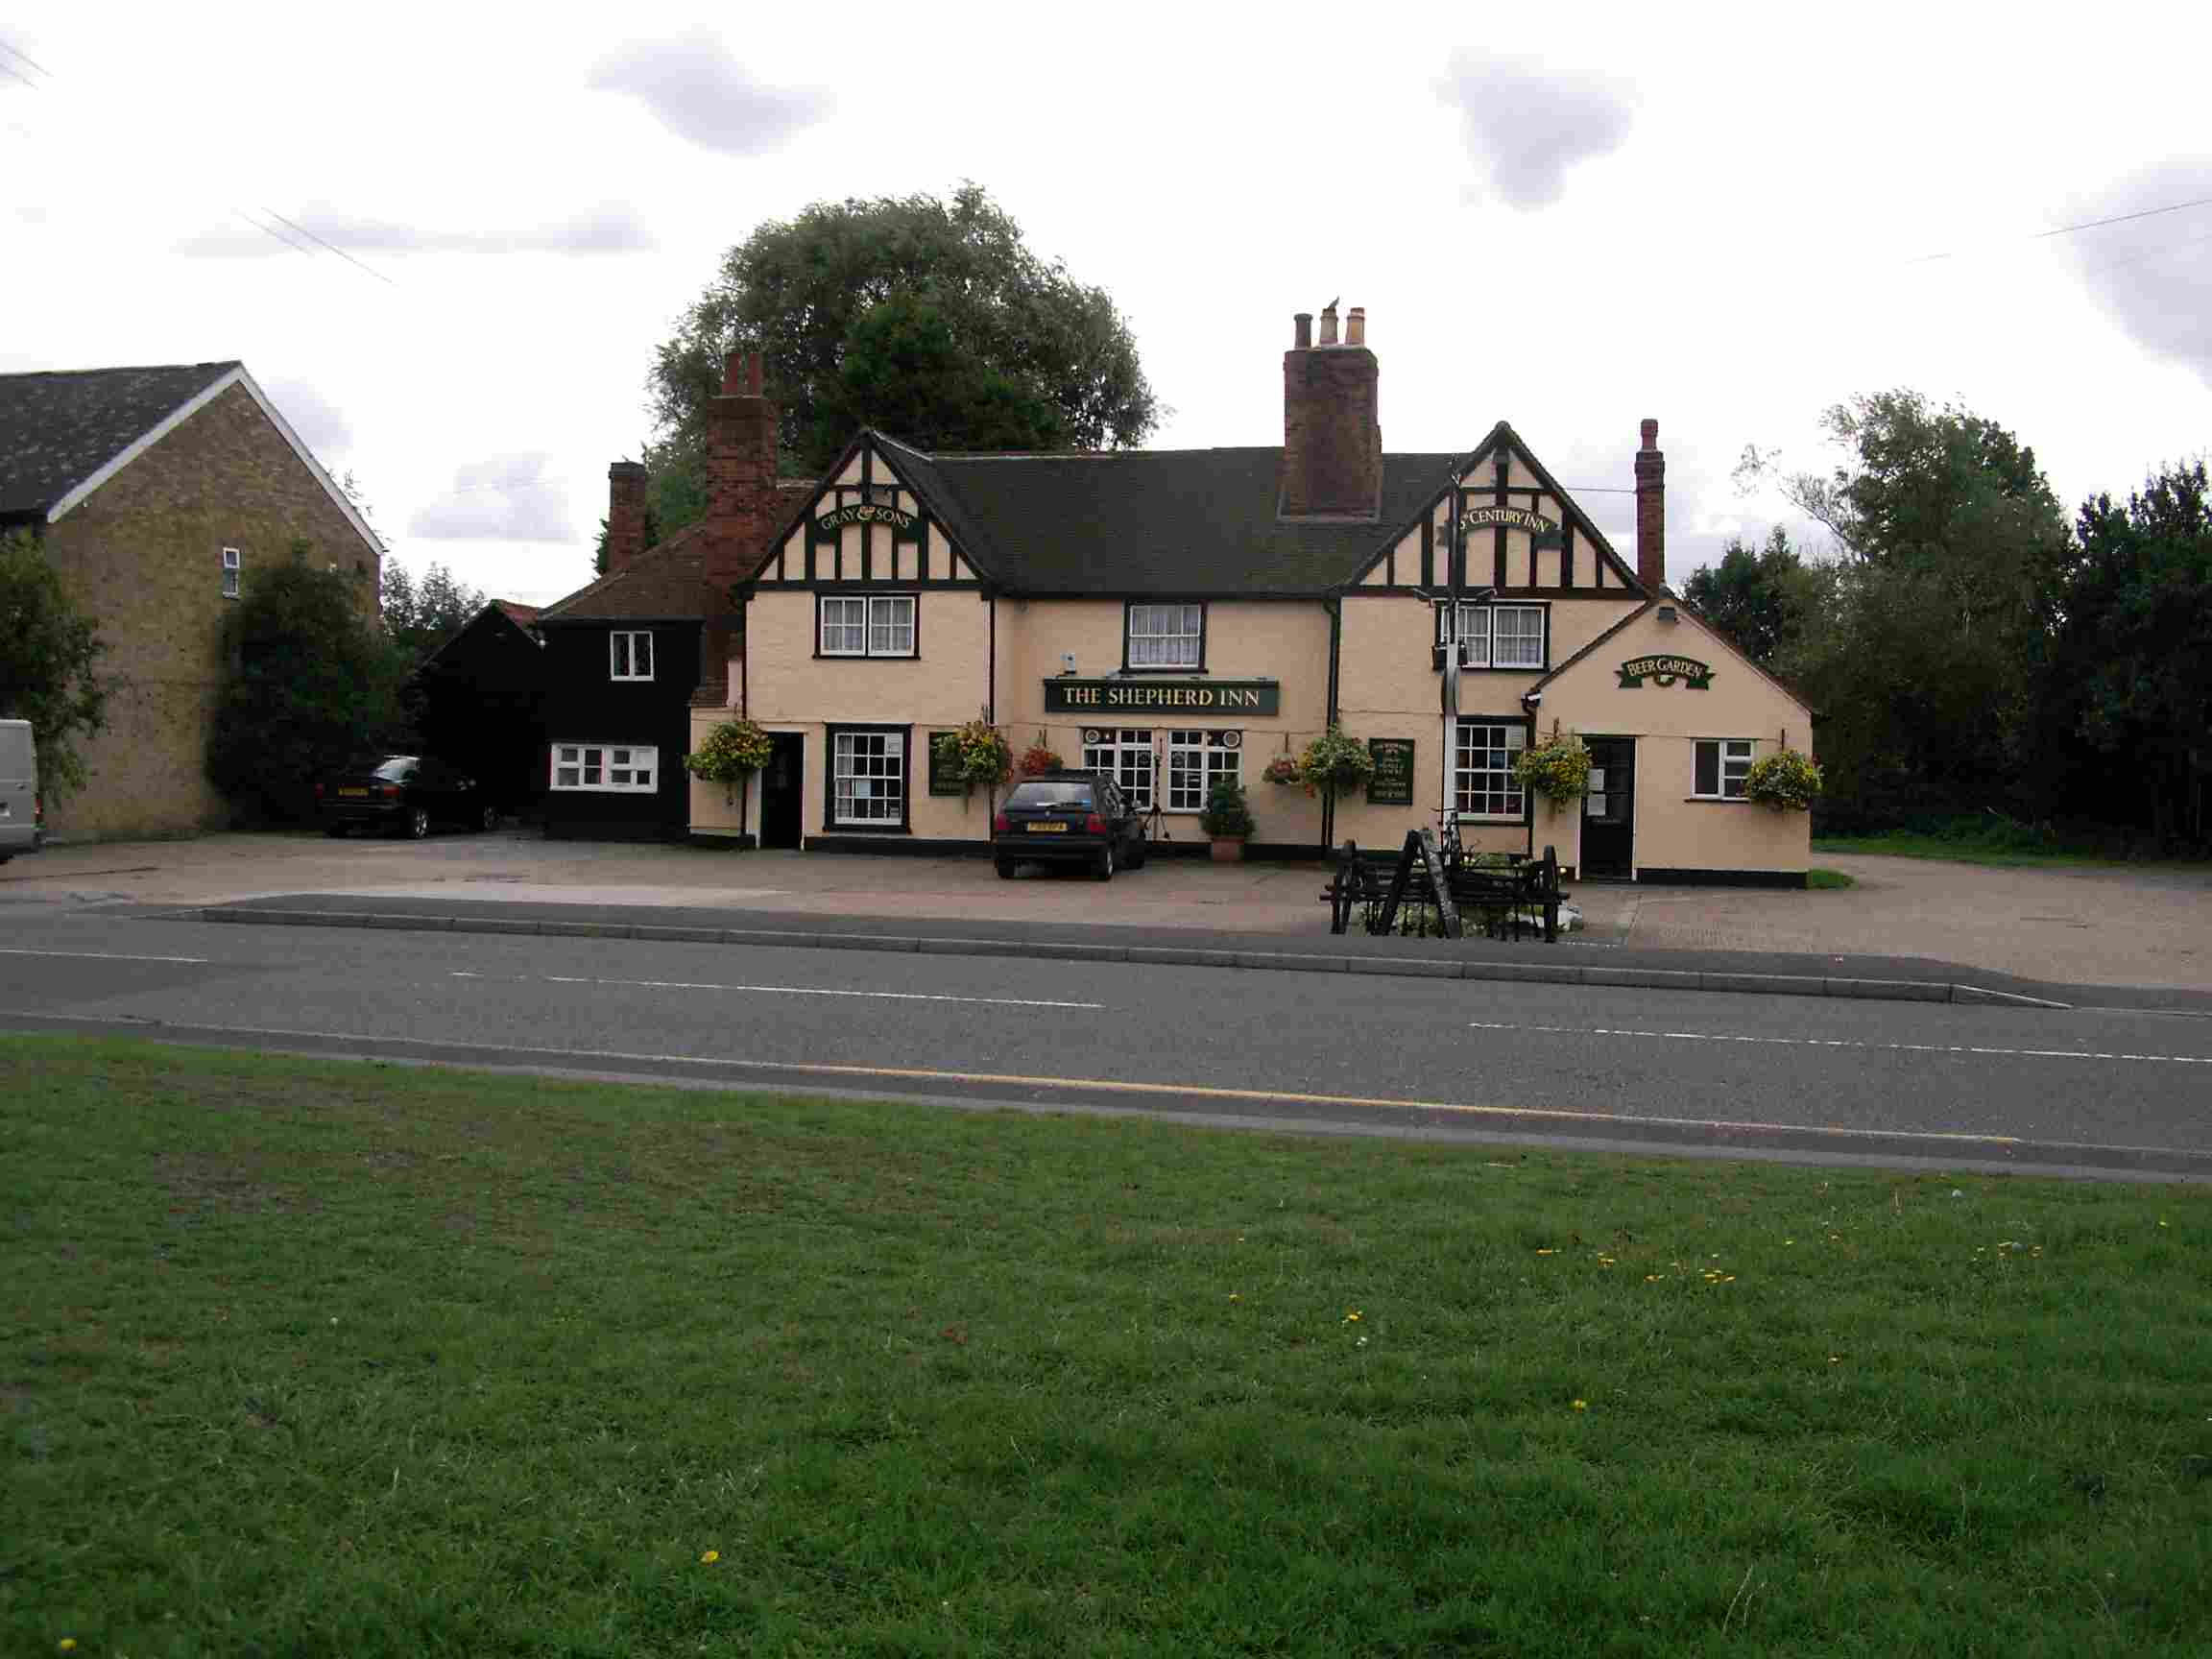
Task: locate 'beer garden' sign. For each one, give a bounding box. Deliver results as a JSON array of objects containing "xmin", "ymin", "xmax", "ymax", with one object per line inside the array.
[{"xmin": 1616, "ymin": 654, "xmax": 1713, "ymax": 689}]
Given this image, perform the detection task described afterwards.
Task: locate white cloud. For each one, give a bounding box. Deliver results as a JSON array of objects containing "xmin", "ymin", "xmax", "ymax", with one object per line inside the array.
[
  {"xmin": 588, "ymin": 29, "xmax": 831, "ymax": 156},
  {"xmin": 2067, "ymin": 160, "xmax": 2212, "ymax": 390},
  {"xmin": 264, "ymin": 376, "xmax": 352, "ymax": 459},
  {"xmin": 410, "ymin": 454, "xmax": 574, "ymax": 542},
  {"xmin": 178, "ymin": 205, "xmax": 654, "ymax": 259},
  {"xmin": 1435, "ymin": 53, "xmax": 1635, "ymax": 210}
]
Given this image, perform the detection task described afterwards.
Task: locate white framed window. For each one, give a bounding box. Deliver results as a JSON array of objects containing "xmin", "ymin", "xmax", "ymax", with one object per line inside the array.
[
  {"xmin": 1436, "ymin": 602, "xmax": 1546, "ymax": 669},
  {"xmin": 1694, "ymin": 739, "xmax": 1755, "ymax": 800},
  {"xmin": 1165, "ymin": 730, "xmax": 1241, "ymax": 813},
  {"xmin": 550, "ymin": 743, "xmax": 658, "ymax": 792},
  {"xmin": 819, "ymin": 594, "xmax": 916, "ymax": 658},
  {"xmin": 610, "ymin": 631, "xmax": 654, "ymax": 680},
  {"xmin": 1082, "ymin": 727, "xmax": 1157, "ymax": 811},
  {"xmin": 221, "ymin": 546, "xmax": 241, "ymax": 598},
  {"xmin": 1127, "ymin": 603, "xmax": 1203, "ymax": 669},
  {"xmin": 1453, "ymin": 720, "xmax": 1527, "ymax": 819},
  {"xmin": 831, "ymin": 729, "xmax": 905, "ymax": 825}
]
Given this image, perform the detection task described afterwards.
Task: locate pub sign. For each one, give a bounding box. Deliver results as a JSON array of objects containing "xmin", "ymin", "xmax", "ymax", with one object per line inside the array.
[{"xmin": 1042, "ymin": 678, "xmax": 1280, "ymax": 716}]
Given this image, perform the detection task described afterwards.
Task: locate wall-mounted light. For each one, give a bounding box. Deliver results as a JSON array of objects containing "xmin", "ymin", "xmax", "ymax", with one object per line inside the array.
[{"xmin": 1061, "ymin": 653, "xmax": 1077, "ymax": 675}]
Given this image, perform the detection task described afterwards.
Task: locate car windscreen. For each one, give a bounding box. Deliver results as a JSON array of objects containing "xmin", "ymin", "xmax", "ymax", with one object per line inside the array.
[
  {"xmin": 369, "ymin": 757, "xmax": 418, "ymax": 781},
  {"xmin": 1004, "ymin": 781, "xmax": 1094, "ymax": 809}
]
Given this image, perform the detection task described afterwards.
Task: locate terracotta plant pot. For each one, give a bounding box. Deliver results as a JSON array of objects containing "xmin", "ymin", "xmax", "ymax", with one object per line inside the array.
[{"xmin": 1210, "ymin": 837, "xmax": 1245, "ymax": 863}]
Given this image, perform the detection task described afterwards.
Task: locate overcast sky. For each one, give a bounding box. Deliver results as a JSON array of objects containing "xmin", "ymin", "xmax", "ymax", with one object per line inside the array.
[{"xmin": 7, "ymin": 1, "xmax": 2208, "ymax": 607}]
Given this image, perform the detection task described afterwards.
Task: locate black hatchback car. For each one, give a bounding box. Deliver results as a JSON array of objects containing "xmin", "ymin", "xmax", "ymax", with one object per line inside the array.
[
  {"xmin": 316, "ymin": 755, "xmax": 497, "ymax": 839},
  {"xmin": 992, "ymin": 771, "xmax": 1147, "ymax": 880}
]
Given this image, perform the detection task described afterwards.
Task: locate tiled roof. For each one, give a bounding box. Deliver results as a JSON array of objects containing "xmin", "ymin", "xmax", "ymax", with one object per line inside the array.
[
  {"xmin": 0, "ymin": 362, "xmax": 241, "ymax": 518},
  {"xmin": 492, "ymin": 599, "xmax": 541, "ymax": 625},
  {"xmin": 535, "ymin": 526, "xmax": 717, "ymax": 624},
  {"xmin": 874, "ymin": 434, "xmax": 1464, "ymax": 596}
]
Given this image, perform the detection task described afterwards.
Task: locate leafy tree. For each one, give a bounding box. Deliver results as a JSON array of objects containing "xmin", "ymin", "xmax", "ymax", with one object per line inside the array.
[
  {"xmin": 208, "ymin": 544, "xmax": 409, "ymax": 823},
  {"xmin": 382, "ymin": 560, "xmax": 488, "ymax": 665},
  {"xmin": 639, "ymin": 182, "xmax": 1159, "ymax": 533},
  {"xmin": 2042, "ymin": 462, "xmax": 2212, "ymax": 843},
  {"xmin": 1743, "ymin": 393, "xmax": 2073, "ymax": 830},
  {"xmin": 1681, "ymin": 526, "xmax": 1815, "ymax": 665},
  {"xmin": 0, "ymin": 528, "xmax": 109, "ymax": 801}
]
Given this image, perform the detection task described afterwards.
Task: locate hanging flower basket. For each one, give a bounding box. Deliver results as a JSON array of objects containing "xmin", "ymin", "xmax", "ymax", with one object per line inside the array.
[
  {"xmin": 1261, "ymin": 754, "xmax": 1304, "ymax": 787},
  {"xmin": 1513, "ymin": 733, "xmax": 1593, "ymax": 805},
  {"xmin": 1298, "ymin": 726, "xmax": 1374, "ymax": 797},
  {"xmin": 1743, "ymin": 748, "xmax": 1822, "ymax": 811},
  {"xmin": 683, "ymin": 717, "xmax": 774, "ymax": 784},
  {"xmin": 951, "ymin": 719, "xmax": 1013, "ymax": 791},
  {"xmin": 1020, "ymin": 744, "xmax": 1065, "ymax": 777}
]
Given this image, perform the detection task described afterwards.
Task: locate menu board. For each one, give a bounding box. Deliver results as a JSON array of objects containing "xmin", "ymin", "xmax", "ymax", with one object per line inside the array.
[
  {"xmin": 1366, "ymin": 738, "xmax": 1416, "ymax": 805},
  {"xmin": 926, "ymin": 732, "xmax": 965, "ymax": 796}
]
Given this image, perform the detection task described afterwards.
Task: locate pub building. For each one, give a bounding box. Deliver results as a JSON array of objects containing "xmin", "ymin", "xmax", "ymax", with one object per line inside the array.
[{"xmin": 682, "ymin": 302, "xmax": 1815, "ymax": 884}]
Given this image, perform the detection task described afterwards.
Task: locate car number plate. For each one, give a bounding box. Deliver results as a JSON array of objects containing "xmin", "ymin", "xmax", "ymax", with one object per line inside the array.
[
  {"xmin": 1025, "ymin": 821, "xmax": 1069, "ymax": 833},
  {"xmin": 338, "ymin": 787, "xmax": 370, "ymax": 798}
]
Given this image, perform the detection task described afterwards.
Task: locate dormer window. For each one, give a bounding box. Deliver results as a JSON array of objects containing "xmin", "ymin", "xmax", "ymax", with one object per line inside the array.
[{"xmin": 1125, "ymin": 603, "xmax": 1204, "ymax": 670}]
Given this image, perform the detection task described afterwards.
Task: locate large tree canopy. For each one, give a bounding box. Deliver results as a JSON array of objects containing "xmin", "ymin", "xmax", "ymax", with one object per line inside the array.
[
  {"xmin": 1680, "ymin": 526, "xmax": 1816, "ymax": 666},
  {"xmin": 0, "ymin": 528, "xmax": 108, "ymax": 802},
  {"xmin": 382, "ymin": 560, "xmax": 488, "ymax": 667},
  {"xmin": 639, "ymin": 182, "xmax": 1159, "ymax": 535}
]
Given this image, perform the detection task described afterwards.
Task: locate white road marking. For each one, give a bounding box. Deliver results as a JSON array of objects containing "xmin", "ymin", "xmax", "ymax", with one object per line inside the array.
[
  {"xmin": 0, "ymin": 1009, "xmax": 2042, "ymax": 1147},
  {"xmin": 0, "ymin": 947, "xmax": 209, "ymax": 964},
  {"xmin": 1467, "ymin": 1021, "xmax": 2212, "ymax": 1067},
  {"xmin": 450, "ymin": 969, "xmax": 1101, "ymax": 1011}
]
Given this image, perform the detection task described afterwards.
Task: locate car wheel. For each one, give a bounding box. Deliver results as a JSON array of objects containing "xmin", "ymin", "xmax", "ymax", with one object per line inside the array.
[
  {"xmin": 1127, "ymin": 832, "xmax": 1147, "ymax": 870},
  {"xmin": 404, "ymin": 806, "xmax": 430, "ymax": 840},
  {"xmin": 1094, "ymin": 840, "xmax": 1116, "ymax": 881},
  {"xmin": 995, "ymin": 859, "xmax": 1017, "ymax": 879},
  {"xmin": 478, "ymin": 805, "xmax": 499, "ymax": 832}
]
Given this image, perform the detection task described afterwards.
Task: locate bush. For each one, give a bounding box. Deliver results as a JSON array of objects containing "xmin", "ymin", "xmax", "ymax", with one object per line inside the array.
[{"xmin": 1198, "ymin": 775, "xmax": 1255, "ymax": 839}]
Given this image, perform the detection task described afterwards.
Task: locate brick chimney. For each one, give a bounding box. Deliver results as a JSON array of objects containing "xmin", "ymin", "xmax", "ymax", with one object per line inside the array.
[
  {"xmin": 1634, "ymin": 418, "xmax": 1666, "ymax": 594},
  {"xmin": 704, "ymin": 349, "xmax": 781, "ymax": 591},
  {"xmin": 1279, "ymin": 302, "xmax": 1382, "ymax": 518},
  {"xmin": 605, "ymin": 461, "xmax": 648, "ymax": 574}
]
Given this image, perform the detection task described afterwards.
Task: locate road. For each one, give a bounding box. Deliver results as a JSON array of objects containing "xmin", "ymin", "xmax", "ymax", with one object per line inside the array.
[{"xmin": 3, "ymin": 900, "xmax": 2209, "ymax": 1180}]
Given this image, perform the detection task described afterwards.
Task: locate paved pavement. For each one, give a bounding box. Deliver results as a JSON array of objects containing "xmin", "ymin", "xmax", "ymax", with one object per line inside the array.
[{"xmin": 4, "ymin": 829, "xmax": 2207, "ymax": 1003}]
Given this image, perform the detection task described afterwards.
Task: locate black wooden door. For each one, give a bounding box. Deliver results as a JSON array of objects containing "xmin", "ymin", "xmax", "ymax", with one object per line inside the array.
[
  {"xmin": 758, "ymin": 733, "xmax": 804, "ymax": 849},
  {"xmin": 1581, "ymin": 737, "xmax": 1635, "ymax": 878}
]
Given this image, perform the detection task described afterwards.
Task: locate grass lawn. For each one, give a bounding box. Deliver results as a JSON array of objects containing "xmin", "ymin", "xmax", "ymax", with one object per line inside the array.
[
  {"xmin": 1805, "ymin": 868, "xmax": 1855, "ymax": 890},
  {"xmin": 5, "ymin": 1035, "xmax": 2209, "ymax": 1657},
  {"xmin": 1811, "ymin": 832, "xmax": 2135, "ymax": 868}
]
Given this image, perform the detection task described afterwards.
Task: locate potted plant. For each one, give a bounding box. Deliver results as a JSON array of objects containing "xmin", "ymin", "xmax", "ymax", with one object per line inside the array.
[
  {"xmin": 1261, "ymin": 753, "xmax": 1304, "ymax": 787},
  {"xmin": 1743, "ymin": 748, "xmax": 1822, "ymax": 811},
  {"xmin": 1020, "ymin": 740, "xmax": 1065, "ymax": 777},
  {"xmin": 1513, "ymin": 732, "xmax": 1593, "ymax": 808},
  {"xmin": 1199, "ymin": 774, "xmax": 1256, "ymax": 861},
  {"xmin": 1298, "ymin": 725, "xmax": 1375, "ymax": 798}
]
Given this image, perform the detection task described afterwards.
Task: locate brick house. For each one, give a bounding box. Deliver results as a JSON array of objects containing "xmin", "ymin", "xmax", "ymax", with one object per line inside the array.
[
  {"xmin": 0, "ymin": 362, "xmax": 382, "ymax": 842},
  {"xmin": 531, "ymin": 353, "xmax": 804, "ymax": 840}
]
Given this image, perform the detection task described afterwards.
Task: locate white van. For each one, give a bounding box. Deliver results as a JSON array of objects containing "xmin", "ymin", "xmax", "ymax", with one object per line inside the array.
[{"xmin": 0, "ymin": 719, "xmax": 41, "ymax": 862}]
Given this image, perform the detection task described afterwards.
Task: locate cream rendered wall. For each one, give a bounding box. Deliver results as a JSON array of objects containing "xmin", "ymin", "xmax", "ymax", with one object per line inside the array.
[
  {"xmin": 1332, "ymin": 591, "xmax": 1640, "ymax": 855},
  {"xmin": 995, "ymin": 597, "xmax": 1332, "ymax": 845},
  {"xmin": 1539, "ymin": 608, "xmax": 1814, "ymax": 876},
  {"xmin": 740, "ymin": 586, "xmax": 997, "ymax": 844}
]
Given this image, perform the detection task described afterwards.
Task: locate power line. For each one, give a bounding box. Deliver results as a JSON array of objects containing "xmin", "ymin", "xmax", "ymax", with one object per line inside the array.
[
  {"xmin": 1907, "ymin": 193, "xmax": 2212, "ymax": 265},
  {"xmin": 260, "ymin": 205, "xmax": 399, "ymax": 287},
  {"xmin": 0, "ymin": 36, "xmax": 53, "ymax": 78},
  {"xmin": 0, "ymin": 56, "xmax": 38, "ymax": 89}
]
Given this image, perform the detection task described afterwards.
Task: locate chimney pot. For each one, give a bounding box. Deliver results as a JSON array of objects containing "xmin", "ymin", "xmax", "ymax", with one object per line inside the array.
[
  {"xmin": 1345, "ymin": 306, "xmax": 1366, "ymax": 347},
  {"xmin": 1293, "ymin": 311, "xmax": 1312, "ymax": 349},
  {"xmin": 605, "ymin": 460, "xmax": 649, "ymax": 574},
  {"xmin": 721, "ymin": 349, "xmax": 746, "ymax": 396},
  {"xmin": 1318, "ymin": 301, "xmax": 1339, "ymax": 347},
  {"xmin": 1641, "ymin": 418, "xmax": 1659, "ymax": 450},
  {"xmin": 747, "ymin": 352, "xmax": 764, "ymax": 397}
]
